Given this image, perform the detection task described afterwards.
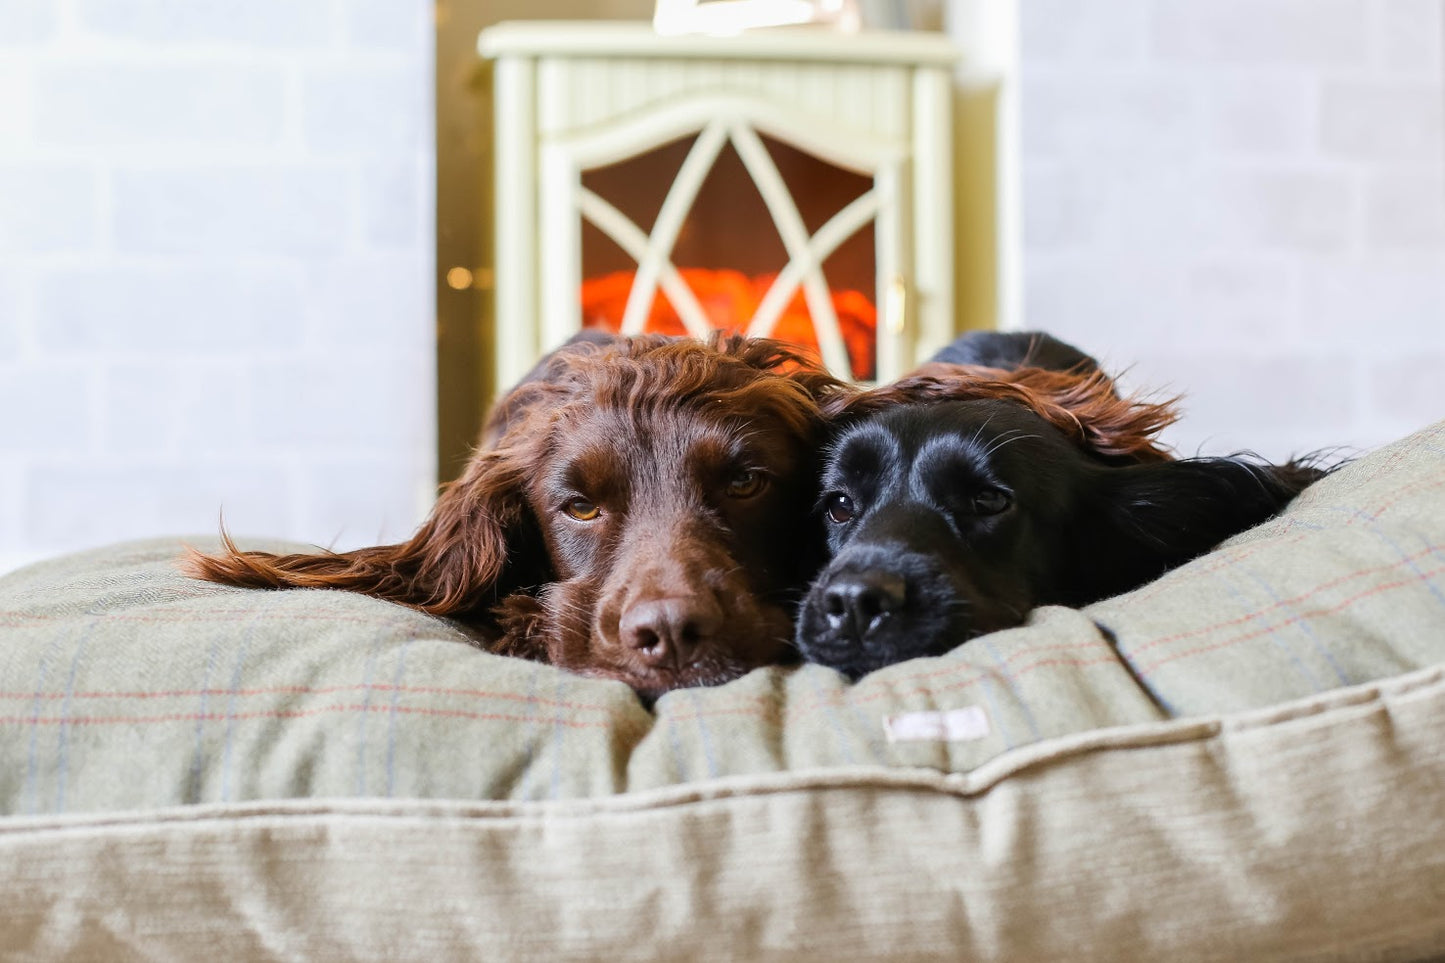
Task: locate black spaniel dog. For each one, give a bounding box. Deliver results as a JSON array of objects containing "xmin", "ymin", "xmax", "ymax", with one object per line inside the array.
[{"xmin": 797, "ymin": 332, "xmax": 1330, "ymax": 679}]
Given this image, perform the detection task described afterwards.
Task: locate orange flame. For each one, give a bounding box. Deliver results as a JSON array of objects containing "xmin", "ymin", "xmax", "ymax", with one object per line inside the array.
[{"xmin": 580, "ymin": 268, "xmax": 876, "ymax": 380}]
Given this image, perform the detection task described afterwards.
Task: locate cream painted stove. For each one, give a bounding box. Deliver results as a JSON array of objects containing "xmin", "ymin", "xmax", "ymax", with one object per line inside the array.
[{"xmin": 479, "ymin": 21, "xmax": 962, "ymax": 386}]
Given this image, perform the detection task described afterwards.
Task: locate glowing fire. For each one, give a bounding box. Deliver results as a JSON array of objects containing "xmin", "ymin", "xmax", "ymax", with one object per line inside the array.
[{"xmin": 580, "ymin": 268, "xmax": 877, "ymax": 380}]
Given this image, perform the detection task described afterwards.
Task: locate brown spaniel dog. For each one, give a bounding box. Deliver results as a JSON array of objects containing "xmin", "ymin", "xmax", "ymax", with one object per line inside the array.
[{"xmin": 187, "ymin": 333, "xmax": 846, "ymax": 698}]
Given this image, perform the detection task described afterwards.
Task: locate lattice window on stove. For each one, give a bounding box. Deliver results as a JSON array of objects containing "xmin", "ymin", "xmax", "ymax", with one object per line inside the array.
[{"xmin": 542, "ymin": 97, "xmax": 906, "ymax": 383}]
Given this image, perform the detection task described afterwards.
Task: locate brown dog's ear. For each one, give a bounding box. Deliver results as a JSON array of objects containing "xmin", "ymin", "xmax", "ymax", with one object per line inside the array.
[
  {"xmin": 184, "ymin": 445, "xmax": 542, "ymax": 619},
  {"xmin": 829, "ymin": 363, "xmax": 1180, "ymax": 463},
  {"xmin": 184, "ymin": 352, "xmax": 569, "ymax": 619},
  {"xmin": 187, "ymin": 334, "xmax": 613, "ymax": 614}
]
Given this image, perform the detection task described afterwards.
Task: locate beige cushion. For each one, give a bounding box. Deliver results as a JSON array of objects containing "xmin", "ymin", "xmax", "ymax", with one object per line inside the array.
[
  {"xmin": 1, "ymin": 418, "xmax": 1442, "ymax": 960},
  {"xmin": 2, "ymin": 668, "xmax": 1443, "ymax": 961}
]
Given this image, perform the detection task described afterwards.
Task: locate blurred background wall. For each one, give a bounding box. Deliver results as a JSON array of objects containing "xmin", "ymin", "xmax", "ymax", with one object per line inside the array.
[
  {"xmin": 0, "ymin": 0, "xmax": 435, "ymax": 574},
  {"xmin": 1018, "ymin": 0, "xmax": 1445, "ymax": 460},
  {"xmin": 1, "ymin": 0, "xmax": 1441, "ymax": 575}
]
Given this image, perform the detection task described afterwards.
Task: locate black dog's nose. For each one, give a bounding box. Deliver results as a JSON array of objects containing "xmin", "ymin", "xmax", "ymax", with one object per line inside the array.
[{"xmin": 822, "ymin": 571, "xmax": 907, "ymax": 642}]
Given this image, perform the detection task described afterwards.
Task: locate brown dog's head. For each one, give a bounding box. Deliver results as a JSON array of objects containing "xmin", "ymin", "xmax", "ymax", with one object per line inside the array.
[{"xmin": 188, "ymin": 333, "xmax": 845, "ymax": 698}]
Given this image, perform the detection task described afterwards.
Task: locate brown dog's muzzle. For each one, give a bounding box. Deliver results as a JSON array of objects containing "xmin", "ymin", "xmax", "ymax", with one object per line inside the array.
[
  {"xmin": 617, "ymin": 595, "xmax": 722, "ymax": 671},
  {"xmin": 591, "ymin": 514, "xmax": 790, "ymax": 694}
]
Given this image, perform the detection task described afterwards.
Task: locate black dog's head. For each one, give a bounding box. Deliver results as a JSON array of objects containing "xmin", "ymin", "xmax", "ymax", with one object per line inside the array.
[{"xmin": 798, "ymin": 381, "xmax": 1328, "ymax": 679}]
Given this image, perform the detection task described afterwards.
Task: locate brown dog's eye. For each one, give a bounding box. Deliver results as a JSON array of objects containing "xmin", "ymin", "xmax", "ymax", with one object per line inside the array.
[
  {"xmin": 825, "ymin": 493, "xmax": 856, "ymax": 524},
  {"xmin": 970, "ymin": 488, "xmax": 1012, "ymax": 515},
  {"xmin": 563, "ymin": 498, "xmax": 600, "ymax": 521},
  {"xmin": 726, "ymin": 470, "xmax": 766, "ymax": 499}
]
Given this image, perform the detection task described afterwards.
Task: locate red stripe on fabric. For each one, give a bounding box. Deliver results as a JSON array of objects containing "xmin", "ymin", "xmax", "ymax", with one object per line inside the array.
[
  {"xmin": 2, "ymin": 702, "xmax": 614, "ymax": 730},
  {"xmin": 1129, "ymin": 549, "xmax": 1444, "ymax": 658},
  {"xmin": 1139, "ymin": 564, "xmax": 1445, "ymax": 675},
  {"xmin": 0, "ymin": 682, "xmax": 621, "ymax": 714},
  {"xmin": 5, "ymin": 532, "xmax": 1441, "ymax": 733},
  {"xmin": 801, "ymin": 654, "xmax": 1125, "ymax": 715},
  {"xmin": 825, "ymin": 640, "xmax": 1118, "ymax": 699},
  {"xmin": 1353, "ymin": 474, "xmax": 1445, "ymax": 519},
  {"xmin": 0, "ymin": 609, "xmax": 456, "ymax": 628},
  {"xmin": 773, "ymin": 547, "xmax": 1440, "ymax": 702},
  {"xmin": 720, "ymin": 555, "xmax": 1445, "ymax": 720},
  {"xmin": 1371, "ymin": 426, "xmax": 1443, "ymax": 474},
  {"xmin": 1120, "ymin": 532, "xmax": 1315, "ymax": 605},
  {"xmin": 1123, "ymin": 478, "xmax": 1445, "ymax": 606},
  {"xmin": 667, "ymin": 653, "xmax": 1126, "ymax": 724},
  {"xmin": 1111, "ymin": 473, "xmax": 1445, "ymax": 607}
]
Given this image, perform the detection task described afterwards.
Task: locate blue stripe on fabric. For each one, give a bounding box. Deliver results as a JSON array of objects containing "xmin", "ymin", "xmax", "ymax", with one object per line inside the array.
[
  {"xmin": 517, "ymin": 663, "xmax": 543, "ymax": 802},
  {"xmin": 1096, "ymin": 620, "xmax": 1181, "ymax": 717},
  {"xmin": 981, "ymin": 636, "xmax": 1042, "ymax": 741},
  {"xmin": 1328, "ymin": 505, "xmax": 1445, "ymax": 610},
  {"xmin": 1219, "ymin": 571, "xmax": 1326, "ymax": 694},
  {"xmin": 689, "ymin": 688, "xmax": 723, "ymax": 778},
  {"xmin": 548, "ymin": 671, "xmax": 569, "ymax": 800},
  {"xmin": 1367, "ymin": 522, "xmax": 1445, "ymax": 611},
  {"xmin": 971, "ymin": 669, "xmax": 1017, "ymax": 750},
  {"xmin": 1243, "ymin": 570, "xmax": 1350, "ymax": 689},
  {"xmin": 843, "ymin": 687, "xmax": 890, "ymax": 764},
  {"xmin": 353, "ymin": 634, "xmax": 388, "ymax": 796},
  {"xmin": 187, "ymin": 628, "xmax": 226, "ymax": 805},
  {"xmin": 807, "ymin": 671, "xmax": 857, "ymax": 766},
  {"xmin": 23, "ymin": 635, "xmax": 64, "ymax": 816},
  {"xmin": 665, "ymin": 707, "xmax": 689, "ymax": 784},
  {"xmin": 218, "ymin": 620, "xmax": 258, "ymax": 803},
  {"xmin": 384, "ymin": 638, "xmax": 414, "ymax": 798},
  {"xmin": 52, "ymin": 617, "xmax": 100, "ymax": 814}
]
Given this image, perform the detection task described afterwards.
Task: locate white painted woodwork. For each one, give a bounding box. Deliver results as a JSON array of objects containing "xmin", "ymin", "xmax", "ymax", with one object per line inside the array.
[{"xmin": 479, "ymin": 20, "xmax": 962, "ymax": 386}]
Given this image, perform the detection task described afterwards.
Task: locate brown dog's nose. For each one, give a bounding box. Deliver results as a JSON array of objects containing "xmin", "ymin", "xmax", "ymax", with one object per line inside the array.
[
  {"xmin": 822, "ymin": 571, "xmax": 907, "ymax": 642},
  {"xmin": 619, "ymin": 598, "xmax": 718, "ymax": 668}
]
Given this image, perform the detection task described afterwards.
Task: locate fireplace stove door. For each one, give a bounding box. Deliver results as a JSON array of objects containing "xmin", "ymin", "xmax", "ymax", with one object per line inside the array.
[
  {"xmin": 481, "ymin": 22, "xmax": 959, "ymax": 386},
  {"xmin": 556, "ymin": 99, "xmax": 900, "ymax": 381}
]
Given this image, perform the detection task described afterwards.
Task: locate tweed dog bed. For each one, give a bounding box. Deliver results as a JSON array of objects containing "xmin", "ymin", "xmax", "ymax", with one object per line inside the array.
[{"xmin": 1, "ymin": 419, "xmax": 1442, "ymax": 961}]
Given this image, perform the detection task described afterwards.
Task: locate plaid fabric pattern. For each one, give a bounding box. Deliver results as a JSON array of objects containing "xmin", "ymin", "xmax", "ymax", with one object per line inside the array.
[{"xmin": 1, "ymin": 420, "xmax": 1442, "ymax": 816}]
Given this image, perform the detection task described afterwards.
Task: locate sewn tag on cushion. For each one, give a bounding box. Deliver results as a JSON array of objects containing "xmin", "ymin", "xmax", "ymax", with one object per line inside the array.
[{"xmin": 883, "ymin": 706, "xmax": 990, "ymax": 743}]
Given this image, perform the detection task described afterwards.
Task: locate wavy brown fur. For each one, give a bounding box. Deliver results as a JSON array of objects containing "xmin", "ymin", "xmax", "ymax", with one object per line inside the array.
[
  {"xmin": 824, "ymin": 362, "xmax": 1180, "ymax": 463},
  {"xmin": 185, "ymin": 333, "xmax": 849, "ymax": 695},
  {"xmin": 185, "ymin": 437, "xmax": 529, "ymax": 618}
]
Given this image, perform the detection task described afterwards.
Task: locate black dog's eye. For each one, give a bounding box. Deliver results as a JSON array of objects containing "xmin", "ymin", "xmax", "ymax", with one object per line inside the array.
[
  {"xmin": 969, "ymin": 488, "xmax": 1012, "ymax": 515},
  {"xmin": 824, "ymin": 493, "xmax": 856, "ymax": 524}
]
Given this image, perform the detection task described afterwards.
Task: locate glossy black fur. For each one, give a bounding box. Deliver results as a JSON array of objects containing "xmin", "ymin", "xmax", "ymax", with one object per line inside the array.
[
  {"xmin": 928, "ymin": 330, "xmax": 1102, "ymax": 374},
  {"xmin": 796, "ymin": 398, "xmax": 1327, "ymax": 679}
]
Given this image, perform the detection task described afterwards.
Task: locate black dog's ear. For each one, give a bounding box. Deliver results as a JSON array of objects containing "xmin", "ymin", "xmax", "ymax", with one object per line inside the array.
[{"xmin": 1072, "ymin": 456, "xmax": 1329, "ymax": 604}]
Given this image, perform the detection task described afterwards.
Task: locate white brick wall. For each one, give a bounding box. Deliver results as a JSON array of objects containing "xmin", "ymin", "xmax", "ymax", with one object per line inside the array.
[
  {"xmin": 2, "ymin": 0, "xmax": 1441, "ymax": 575},
  {"xmin": 1019, "ymin": 0, "xmax": 1445, "ymax": 461},
  {"xmin": 0, "ymin": 0, "xmax": 434, "ymax": 575}
]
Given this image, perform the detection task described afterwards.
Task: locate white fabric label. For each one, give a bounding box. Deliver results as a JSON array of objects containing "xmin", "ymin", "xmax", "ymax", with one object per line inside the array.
[{"xmin": 883, "ymin": 706, "xmax": 991, "ymax": 744}]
